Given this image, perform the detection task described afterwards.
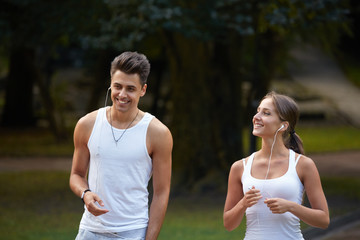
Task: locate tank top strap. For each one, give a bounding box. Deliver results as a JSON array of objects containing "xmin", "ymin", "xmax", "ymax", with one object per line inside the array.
[
  {"xmin": 243, "ymin": 152, "xmax": 256, "ymax": 175},
  {"xmin": 141, "ymin": 112, "xmax": 154, "ymax": 126},
  {"xmin": 99, "ymin": 107, "xmax": 109, "ymax": 137},
  {"xmin": 87, "ymin": 107, "xmax": 107, "ymax": 147},
  {"xmin": 100, "ymin": 107, "xmax": 107, "ymax": 121},
  {"xmin": 288, "ymin": 149, "xmax": 297, "ymax": 172},
  {"xmin": 295, "ymin": 153, "xmax": 302, "ymax": 166}
]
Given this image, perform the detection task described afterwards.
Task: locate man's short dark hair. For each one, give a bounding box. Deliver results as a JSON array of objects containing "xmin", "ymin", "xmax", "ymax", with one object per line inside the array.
[{"xmin": 110, "ymin": 51, "xmax": 150, "ymax": 86}]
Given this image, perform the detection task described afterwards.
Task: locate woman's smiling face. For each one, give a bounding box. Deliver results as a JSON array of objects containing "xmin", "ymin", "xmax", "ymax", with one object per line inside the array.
[{"xmin": 252, "ymin": 97, "xmax": 282, "ymax": 138}]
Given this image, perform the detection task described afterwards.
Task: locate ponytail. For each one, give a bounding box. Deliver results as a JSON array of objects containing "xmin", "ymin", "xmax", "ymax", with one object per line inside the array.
[{"xmin": 285, "ymin": 131, "xmax": 304, "ymax": 155}]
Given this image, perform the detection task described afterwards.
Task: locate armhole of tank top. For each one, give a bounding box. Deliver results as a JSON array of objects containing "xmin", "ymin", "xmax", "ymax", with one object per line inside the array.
[
  {"xmin": 294, "ymin": 153, "xmax": 304, "ymax": 187},
  {"xmin": 240, "ymin": 158, "xmax": 246, "ymax": 182},
  {"xmin": 87, "ymin": 108, "xmax": 104, "ymax": 148},
  {"xmin": 143, "ymin": 113, "xmax": 154, "ymax": 160},
  {"xmin": 295, "ymin": 154, "xmax": 302, "ymax": 166}
]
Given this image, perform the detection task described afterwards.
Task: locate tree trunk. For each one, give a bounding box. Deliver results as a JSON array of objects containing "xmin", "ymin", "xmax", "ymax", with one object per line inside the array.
[
  {"xmin": 161, "ymin": 32, "xmax": 244, "ymax": 192},
  {"xmin": 2, "ymin": 47, "xmax": 36, "ymax": 127}
]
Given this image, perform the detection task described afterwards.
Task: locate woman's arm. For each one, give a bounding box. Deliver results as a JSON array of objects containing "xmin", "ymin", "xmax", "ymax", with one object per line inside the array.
[
  {"xmin": 264, "ymin": 155, "xmax": 329, "ymax": 229},
  {"xmin": 223, "ymin": 160, "xmax": 262, "ymax": 231}
]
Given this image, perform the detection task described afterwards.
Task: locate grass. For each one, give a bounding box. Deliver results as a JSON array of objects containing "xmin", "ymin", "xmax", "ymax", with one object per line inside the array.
[
  {"xmin": 242, "ymin": 125, "xmax": 360, "ymax": 154},
  {"xmin": 0, "ymin": 171, "xmax": 81, "ymax": 240},
  {"xmin": 0, "ymin": 171, "xmax": 245, "ymax": 240},
  {"xmin": 0, "ymin": 171, "xmax": 359, "ymax": 239},
  {"xmin": 0, "ymin": 128, "xmax": 73, "ymax": 157},
  {"xmin": 159, "ymin": 197, "xmax": 245, "ymax": 240},
  {"xmin": 297, "ymin": 125, "xmax": 360, "ymax": 153},
  {"xmin": 321, "ymin": 177, "xmax": 360, "ymax": 217},
  {"xmin": 0, "ymin": 125, "xmax": 359, "ymax": 239}
]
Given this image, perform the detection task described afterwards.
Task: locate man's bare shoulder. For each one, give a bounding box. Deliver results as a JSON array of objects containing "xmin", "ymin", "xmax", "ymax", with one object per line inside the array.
[
  {"xmin": 75, "ymin": 109, "xmax": 99, "ymax": 134},
  {"xmin": 149, "ymin": 117, "xmax": 170, "ymax": 133},
  {"xmin": 148, "ymin": 117, "xmax": 173, "ymax": 145}
]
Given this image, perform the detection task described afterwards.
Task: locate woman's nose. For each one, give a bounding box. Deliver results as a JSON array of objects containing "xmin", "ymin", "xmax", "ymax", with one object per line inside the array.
[{"xmin": 253, "ymin": 112, "xmax": 260, "ymax": 120}]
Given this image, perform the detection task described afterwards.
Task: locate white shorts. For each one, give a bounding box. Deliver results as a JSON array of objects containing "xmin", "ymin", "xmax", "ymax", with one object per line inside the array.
[{"xmin": 75, "ymin": 227, "xmax": 147, "ymax": 240}]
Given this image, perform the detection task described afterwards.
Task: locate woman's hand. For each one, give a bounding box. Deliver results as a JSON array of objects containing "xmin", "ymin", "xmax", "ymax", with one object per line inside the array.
[
  {"xmin": 242, "ymin": 186, "xmax": 262, "ymax": 208},
  {"xmin": 264, "ymin": 198, "xmax": 293, "ymax": 214}
]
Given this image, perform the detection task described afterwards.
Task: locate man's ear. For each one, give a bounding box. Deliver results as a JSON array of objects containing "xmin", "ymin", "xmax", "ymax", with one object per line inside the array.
[{"xmin": 141, "ymin": 84, "xmax": 147, "ymax": 97}]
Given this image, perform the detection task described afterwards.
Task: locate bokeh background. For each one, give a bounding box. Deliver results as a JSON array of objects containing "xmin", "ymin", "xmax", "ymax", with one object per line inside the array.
[{"xmin": 1, "ymin": 0, "xmax": 360, "ymax": 239}]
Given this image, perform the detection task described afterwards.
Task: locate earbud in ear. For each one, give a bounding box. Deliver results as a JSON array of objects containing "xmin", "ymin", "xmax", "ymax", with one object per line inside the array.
[
  {"xmin": 108, "ymin": 86, "xmax": 111, "ymax": 90},
  {"xmin": 278, "ymin": 124, "xmax": 285, "ymax": 131}
]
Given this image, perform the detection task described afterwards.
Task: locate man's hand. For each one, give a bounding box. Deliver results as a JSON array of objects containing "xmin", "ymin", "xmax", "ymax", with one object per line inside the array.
[{"xmin": 84, "ymin": 192, "xmax": 109, "ymax": 216}]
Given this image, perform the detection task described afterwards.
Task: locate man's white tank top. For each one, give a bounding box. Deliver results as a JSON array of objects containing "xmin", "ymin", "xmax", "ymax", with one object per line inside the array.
[
  {"xmin": 242, "ymin": 149, "xmax": 304, "ymax": 240},
  {"xmin": 79, "ymin": 107, "xmax": 154, "ymax": 233}
]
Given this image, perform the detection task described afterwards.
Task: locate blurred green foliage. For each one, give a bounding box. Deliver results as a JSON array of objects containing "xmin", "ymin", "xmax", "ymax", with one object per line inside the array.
[{"xmin": 0, "ymin": 0, "xmax": 355, "ymax": 193}]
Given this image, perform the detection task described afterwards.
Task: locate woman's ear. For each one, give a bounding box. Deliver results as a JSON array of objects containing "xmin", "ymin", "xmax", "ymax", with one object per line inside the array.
[{"xmin": 283, "ymin": 122, "xmax": 289, "ymax": 131}]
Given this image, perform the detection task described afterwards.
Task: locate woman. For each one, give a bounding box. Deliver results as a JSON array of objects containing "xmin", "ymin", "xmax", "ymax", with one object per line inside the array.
[{"xmin": 223, "ymin": 92, "xmax": 329, "ymax": 239}]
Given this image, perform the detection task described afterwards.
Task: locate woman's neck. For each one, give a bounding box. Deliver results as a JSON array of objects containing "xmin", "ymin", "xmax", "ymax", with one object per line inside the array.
[{"xmin": 259, "ymin": 136, "xmax": 288, "ymax": 157}]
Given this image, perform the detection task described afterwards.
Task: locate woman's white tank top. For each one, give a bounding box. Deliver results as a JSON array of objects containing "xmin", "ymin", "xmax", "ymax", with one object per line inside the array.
[
  {"xmin": 242, "ymin": 149, "xmax": 304, "ymax": 240},
  {"xmin": 79, "ymin": 107, "xmax": 154, "ymax": 233}
]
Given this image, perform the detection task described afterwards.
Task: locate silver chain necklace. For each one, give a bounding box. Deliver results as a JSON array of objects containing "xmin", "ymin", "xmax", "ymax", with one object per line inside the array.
[{"xmin": 109, "ymin": 107, "xmax": 139, "ymax": 145}]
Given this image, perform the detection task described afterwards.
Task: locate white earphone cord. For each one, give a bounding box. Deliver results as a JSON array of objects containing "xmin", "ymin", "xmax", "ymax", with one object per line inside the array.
[
  {"xmin": 254, "ymin": 126, "xmax": 283, "ymax": 229},
  {"xmin": 86, "ymin": 87, "xmax": 120, "ymax": 237},
  {"xmin": 264, "ymin": 127, "xmax": 282, "ymax": 180},
  {"xmin": 104, "ymin": 87, "xmax": 110, "ymax": 107}
]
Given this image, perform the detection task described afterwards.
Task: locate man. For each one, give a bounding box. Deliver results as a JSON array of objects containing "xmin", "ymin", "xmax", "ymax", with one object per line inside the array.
[{"xmin": 70, "ymin": 51, "xmax": 173, "ymax": 240}]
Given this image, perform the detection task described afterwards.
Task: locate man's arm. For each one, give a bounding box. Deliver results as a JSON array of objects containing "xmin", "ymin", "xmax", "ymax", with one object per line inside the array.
[
  {"xmin": 145, "ymin": 118, "xmax": 173, "ymax": 240},
  {"xmin": 69, "ymin": 111, "xmax": 109, "ymax": 216}
]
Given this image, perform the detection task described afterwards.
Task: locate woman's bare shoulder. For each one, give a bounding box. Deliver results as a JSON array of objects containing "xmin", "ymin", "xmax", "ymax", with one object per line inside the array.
[{"xmin": 231, "ymin": 156, "xmax": 250, "ymax": 172}]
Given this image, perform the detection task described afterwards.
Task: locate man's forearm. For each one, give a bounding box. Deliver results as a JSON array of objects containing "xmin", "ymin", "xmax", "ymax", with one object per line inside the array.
[
  {"xmin": 145, "ymin": 193, "xmax": 169, "ymax": 240},
  {"xmin": 69, "ymin": 173, "xmax": 89, "ymax": 198}
]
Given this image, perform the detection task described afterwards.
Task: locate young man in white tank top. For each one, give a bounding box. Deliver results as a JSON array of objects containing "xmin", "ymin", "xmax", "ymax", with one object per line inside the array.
[
  {"xmin": 70, "ymin": 52, "xmax": 173, "ymax": 240},
  {"xmin": 224, "ymin": 92, "xmax": 329, "ymax": 239}
]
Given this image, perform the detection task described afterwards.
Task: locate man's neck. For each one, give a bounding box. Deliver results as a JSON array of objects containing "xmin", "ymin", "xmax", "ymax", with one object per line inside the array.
[{"xmin": 109, "ymin": 106, "xmax": 140, "ymax": 128}]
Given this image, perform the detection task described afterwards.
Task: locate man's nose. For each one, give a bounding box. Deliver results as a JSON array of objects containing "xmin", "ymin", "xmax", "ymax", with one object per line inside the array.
[{"xmin": 118, "ymin": 88, "xmax": 127, "ymax": 97}]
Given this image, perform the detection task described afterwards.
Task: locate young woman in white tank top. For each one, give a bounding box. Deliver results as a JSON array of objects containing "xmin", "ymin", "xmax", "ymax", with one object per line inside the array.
[{"xmin": 223, "ymin": 92, "xmax": 329, "ymax": 240}]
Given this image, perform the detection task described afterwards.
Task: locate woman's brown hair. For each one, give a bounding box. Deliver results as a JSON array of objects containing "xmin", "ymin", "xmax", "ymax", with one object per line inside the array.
[{"xmin": 263, "ymin": 91, "xmax": 304, "ymax": 154}]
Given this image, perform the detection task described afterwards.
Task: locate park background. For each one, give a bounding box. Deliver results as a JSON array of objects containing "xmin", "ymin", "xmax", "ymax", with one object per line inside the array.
[{"xmin": 1, "ymin": 0, "xmax": 360, "ymax": 239}]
